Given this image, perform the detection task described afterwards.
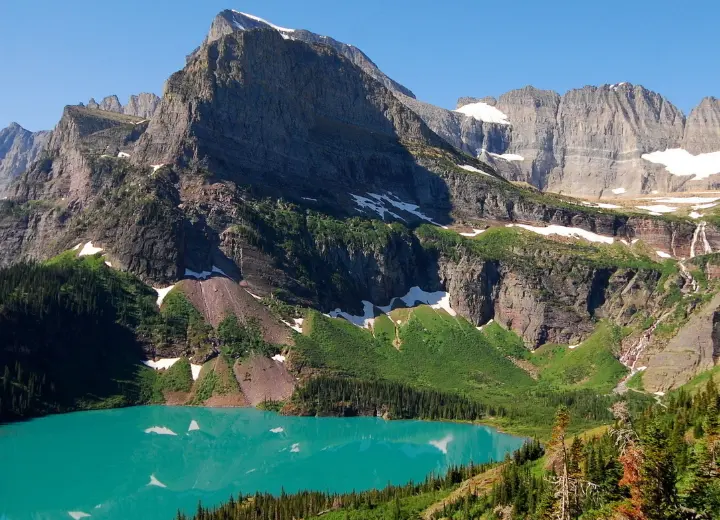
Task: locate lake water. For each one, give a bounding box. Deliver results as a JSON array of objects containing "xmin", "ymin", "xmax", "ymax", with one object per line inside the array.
[{"xmin": 0, "ymin": 406, "xmax": 524, "ymax": 520}]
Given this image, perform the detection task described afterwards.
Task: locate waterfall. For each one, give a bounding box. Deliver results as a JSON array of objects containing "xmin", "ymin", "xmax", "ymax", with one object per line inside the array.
[{"xmin": 690, "ymin": 221, "xmax": 713, "ymax": 258}]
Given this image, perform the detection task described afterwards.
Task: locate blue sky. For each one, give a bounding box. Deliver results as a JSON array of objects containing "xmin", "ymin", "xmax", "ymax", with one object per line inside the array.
[{"xmin": 2, "ymin": 0, "xmax": 718, "ymax": 131}]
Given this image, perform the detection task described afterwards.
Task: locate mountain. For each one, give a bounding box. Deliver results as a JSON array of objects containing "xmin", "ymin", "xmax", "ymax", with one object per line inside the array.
[
  {"xmin": 194, "ymin": 9, "xmax": 416, "ymax": 99},
  {"xmin": 86, "ymin": 92, "xmax": 161, "ymax": 119},
  {"xmin": 0, "ymin": 123, "xmax": 50, "ymax": 195},
  {"xmin": 408, "ymin": 84, "xmax": 720, "ymax": 197},
  {"xmin": 2, "ymin": 9, "xmax": 719, "ymax": 430}
]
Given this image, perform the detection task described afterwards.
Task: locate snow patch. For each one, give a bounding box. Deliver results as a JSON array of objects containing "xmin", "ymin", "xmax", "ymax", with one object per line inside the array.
[
  {"xmin": 188, "ymin": 420, "xmax": 200, "ymax": 432},
  {"xmin": 328, "ymin": 287, "xmax": 457, "ymax": 329},
  {"xmin": 568, "ymin": 344, "xmax": 579, "ymax": 350},
  {"xmin": 458, "ymin": 164, "xmax": 493, "ymax": 177},
  {"xmin": 693, "ymin": 202, "xmax": 718, "ymax": 210},
  {"xmin": 652, "ymin": 196, "xmax": 720, "ymax": 204},
  {"xmin": 454, "ymin": 102, "xmax": 510, "ymax": 125},
  {"xmin": 506, "ymin": 224, "xmax": 614, "ymax": 244},
  {"xmin": 612, "ymin": 188, "xmax": 626, "ymax": 195},
  {"xmin": 69, "ymin": 512, "xmax": 91, "ymax": 520},
  {"xmin": 429, "ymin": 434, "xmax": 454, "ymax": 454},
  {"xmin": 301, "ymin": 197, "xmax": 317, "ymax": 202},
  {"xmin": 654, "ymin": 391, "xmax": 666, "ymax": 397},
  {"xmin": 641, "ymin": 149, "xmax": 720, "ymax": 180},
  {"xmin": 656, "ymin": 251, "xmax": 673, "ymax": 259},
  {"xmin": 281, "ymin": 317, "xmax": 303, "ymax": 333},
  {"xmin": 148, "ymin": 474, "xmax": 167, "ymax": 488},
  {"xmin": 329, "ymin": 300, "xmax": 376, "ymax": 328},
  {"xmin": 459, "ymin": 228, "xmax": 485, "ymax": 237},
  {"xmin": 232, "ymin": 11, "xmax": 295, "ymax": 33},
  {"xmin": 270, "ymin": 427, "xmax": 284, "ymax": 433},
  {"xmin": 690, "ymin": 212, "xmax": 703, "ymax": 219},
  {"xmin": 595, "ymin": 203, "xmax": 621, "ymax": 209},
  {"xmin": 190, "ymin": 364, "xmax": 202, "ymax": 381},
  {"xmin": 144, "ymin": 426, "xmax": 177, "ymax": 436},
  {"xmin": 151, "ymin": 164, "xmax": 165, "ymax": 173},
  {"xmin": 495, "ymin": 153, "xmax": 524, "ymax": 162},
  {"xmin": 104, "ymin": 261, "xmax": 112, "ymax": 267},
  {"xmin": 290, "ymin": 443, "xmax": 300, "ymax": 453},
  {"xmin": 78, "ymin": 242, "xmax": 103, "ymax": 257},
  {"xmin": 154, "ymin": 285, "xmax": 174, "ymax": 307},
  {"xmin": 637, "ymin": 205, "xmax": 677, "ymax": 214},
  {"xmin": 272, "ymin": 354, "xmax": 286, "ymax": 363},
  {"xmin": 143, "ymin": 358, "xmax": 180, "ymax": 370},
  {"xmin": 72, "ymin": 243, "xmax": 82, "ymax": 251},
  {"xmin": 117, "ymin": 152, "xmax": 130, "ymax": 158}
]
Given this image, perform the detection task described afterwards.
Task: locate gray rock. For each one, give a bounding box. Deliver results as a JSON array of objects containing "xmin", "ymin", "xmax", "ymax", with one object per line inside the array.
[
  {"xmin": 0, "ymin": 123, "xmax": 51, "ymax": 194},
  {"xmin": 99, "ymin": 95, "xmax": 123, "ymax": 113},
  {"xmin": 124, "ymin": 93, "xmax": 161, "ymax": 119},
  {"xmin": 683, "ymin": 96, "xmax": 720, "ymax": 154},
  {"xmin": 195, "ymin": 9, "xmax": 415, "ymax": 99}
]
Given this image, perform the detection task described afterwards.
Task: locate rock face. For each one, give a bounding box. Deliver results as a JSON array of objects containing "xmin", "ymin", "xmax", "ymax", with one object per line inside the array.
[
  {"xmin": 0, "ymin": 123, "xmax": 50, "ymax": 194},
  {"xmin": 643, "ymin": 292, "xmax": 720, "ymax": 392},
  {"xmin": 409, "ymin": 84, "xmax": 720, "ymax": 197},
  {"xmin": 195, "ymin": 9, "xmax": 415, "ymax": 99},
  {"xmin": 123, "ymin": 93, "xmax": 161, "ymax": 118},
  {"xmin": 683, "ymin": 97, "xmax": 720, "ymax": 154},
  {"xmin": 85, "ymin": 93, "xmax": 161, "ymax": 119},
  {"xmin": 134, "ymin": 28, "xmax": 446, "ymax": 202}
]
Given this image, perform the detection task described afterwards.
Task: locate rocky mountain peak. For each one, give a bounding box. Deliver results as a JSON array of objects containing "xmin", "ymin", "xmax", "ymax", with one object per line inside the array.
[
  {"xmin": 193, "ymin": 9, "xmax": 415, "ymax": 99},
  {"xmin": 683, "ymin": 96, "xmax": 720, "ymax": 154}
]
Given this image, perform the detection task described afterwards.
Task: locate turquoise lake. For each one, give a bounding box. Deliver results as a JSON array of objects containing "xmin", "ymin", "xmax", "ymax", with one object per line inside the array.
[{"xmin": 0, "ymin": 406, "xmax": 524, "ymax": 520}]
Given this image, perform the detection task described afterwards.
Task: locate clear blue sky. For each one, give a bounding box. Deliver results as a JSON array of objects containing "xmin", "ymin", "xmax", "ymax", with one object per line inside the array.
[{"xmin": 2, "ymin": 0, "xmax": 718, "ymax": 131}]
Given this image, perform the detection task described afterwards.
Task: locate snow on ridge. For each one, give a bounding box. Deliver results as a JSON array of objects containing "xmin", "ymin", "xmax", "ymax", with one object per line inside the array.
[
  {"xmin": 143, "ymin": 358, "xmax": 180, "ymax": 370},
  {"xmin": 636, "ymin": 205, "xmax": 677, "ymax": 214},
  {"xmin": 506, "ymin": 223, "xmax": 614, "ymax": 244},
  {"xmin": 488, "ymin": 151, "xmax": 524, "ymax": 162},
  {"xmin": 231, "ymin": 11, "xmax": 295, "ymax": 33},
  {"xmin": 350, "ymin": 192, "xmax": 446, "ymax": 228},
  {"xmin": 154, "ymin": 285, "xmax": 174, "ymax": 307},
  {"xmin": 78, "ymin": 241, "xmax": 103, "ymax": 257},
  {"xmin": 458, "ymin": 164, "xmax": 493, "ymax": 177},
  {"xmin": 642, "ymin": 149, "xmax": 720, "ymax": 180},
  {"xmin": 327, "ymin": 286, "xmax": 457, "ymax": 329},
  {"xmin": 454, "ymin": 102, "xmax": 510, "ymax": 125}
]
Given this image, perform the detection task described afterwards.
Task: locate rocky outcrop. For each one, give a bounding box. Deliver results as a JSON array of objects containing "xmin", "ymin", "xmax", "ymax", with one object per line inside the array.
[
  {"xmin": 643, "ymin": 291, "xmax": 720, "ymax": 392},
  {"xmin": 0, "ymin": 123, "xmax": 50, "ymax": 194},
  {"xmin": 683, "ymin": 97, "xmax": 720, "ymax": 154},
  {"xmin": 84, "ymin": 93, "xmax": 161, "ymax": 119},
  {"xmin": 134, "ymin": 28, "xmax": 447, "ymax": 202},
  {"xmin": 407, "ymin": 84, "xmax": 720, "ymax": 197},
  {"xmin": 124, "ymin": 93, "xmax": 161, "ymax": 118},
  {"xmin": 196, "ymin": 9, "xmax": 415, "ymax": 98}
]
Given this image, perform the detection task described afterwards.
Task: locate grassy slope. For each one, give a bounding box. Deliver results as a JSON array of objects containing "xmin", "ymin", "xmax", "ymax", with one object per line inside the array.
[
  {"xmin": 293, "ymin": 306, "xmax": 639, "ymax": 436},
  {"xmin": 528, "ymin": 322, "xmax": 629, "ymax": 394}
]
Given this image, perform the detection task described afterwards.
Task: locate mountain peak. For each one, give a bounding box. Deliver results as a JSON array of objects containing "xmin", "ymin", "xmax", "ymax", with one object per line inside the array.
[{"xmin": 198, "ymin": 9, "xmax": 415, "ymax": 99}]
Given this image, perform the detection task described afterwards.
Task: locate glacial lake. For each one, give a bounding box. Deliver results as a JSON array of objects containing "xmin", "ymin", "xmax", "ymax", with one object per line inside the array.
[{"xmin": 0, "ymin": 406, "xmax": 524, "ymax": 520}]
